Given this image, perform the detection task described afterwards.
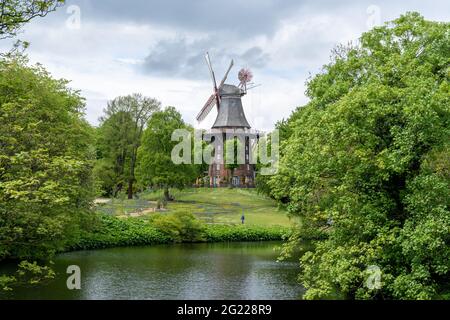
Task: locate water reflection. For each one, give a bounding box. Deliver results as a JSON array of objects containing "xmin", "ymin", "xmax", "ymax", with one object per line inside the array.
[{"xmin": 0, "ymin": 242, "xmax": 304, "ymax": 300}]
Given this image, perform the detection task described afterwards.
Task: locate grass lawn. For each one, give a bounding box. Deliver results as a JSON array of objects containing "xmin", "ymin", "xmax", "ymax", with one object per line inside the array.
[
  {"xmin": 141, "ymin": 188, "xmax": 295, "ymax": 227},
  {"xmin": 95, "ymin": 198, "xmax": 155, "ymax": 216}
]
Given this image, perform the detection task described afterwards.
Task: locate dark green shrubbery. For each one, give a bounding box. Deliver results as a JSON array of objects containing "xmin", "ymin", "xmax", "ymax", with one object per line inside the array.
[
  {"xmin": 69, "ymin": 214, "xmax": 171, "ymax": 250},
  {"xmin": 206, "ymin": 224, "xmax": 289, "ymax": 242},
  {"xmin": 69, "ymin": 213, "xmax": 289, "ymax": 251},
  {"xmin": 150, "ymin": 212, "xmax": 206, "ymax": 242}
]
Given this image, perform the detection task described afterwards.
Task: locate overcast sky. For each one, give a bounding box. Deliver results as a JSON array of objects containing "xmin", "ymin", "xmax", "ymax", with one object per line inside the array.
[{"xmin": 2, "ymin": 0, "xmax": 449, "ymax": 130}]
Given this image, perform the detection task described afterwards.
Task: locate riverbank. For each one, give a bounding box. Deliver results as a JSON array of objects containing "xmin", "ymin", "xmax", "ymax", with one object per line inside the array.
[{"xmin": 68, "ymin": 214, "xmax": 291, "ymax": 252}]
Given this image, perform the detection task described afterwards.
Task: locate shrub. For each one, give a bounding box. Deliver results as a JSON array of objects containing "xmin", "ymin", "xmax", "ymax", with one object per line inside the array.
[
  {"xmin": 151, "ymin": 212, "xmax": 206, "ymax": 242},
  {"xmin": 206, "ymin": 225, "xmax": 289, "ymax": 242},
  {"xmin": 69, "ymin": 214, "xmax": 171, "ymax": 250},
  {"xmin": 68, "ymin": 214, "xmax": 290, "ymax": 250}
]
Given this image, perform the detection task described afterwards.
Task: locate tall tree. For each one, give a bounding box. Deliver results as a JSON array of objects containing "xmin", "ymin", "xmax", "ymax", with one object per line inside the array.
[
  {"xmin": 0, "ymin": 0, "xmax": 64, "ymax": 39},
  {"xmin": 95, "ymin": 111, "xmax": 134, "ymax": 197},
  {"xmin": 267, "ymin": 13, "xmax": 449, "ymax": 299},
  {"xmin": 0, "ymin": 56, "xmax": 94, "ymax": 288},
  {"xmin": 137, "ymin": 107, "xmax": 198, "ymax": 201},
  {"xmin": 97, "ymin": 94, "xmax": 160, "ymax": 198}
]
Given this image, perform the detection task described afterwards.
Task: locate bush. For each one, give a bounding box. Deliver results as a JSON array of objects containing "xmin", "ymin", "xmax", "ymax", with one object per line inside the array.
[
  {"xmin": 69, "ymin": 214, "xmax": 171, "ymax": 250},
  {"xmin": 68, "ymin": 214, "xmax": 290, "ymax": 251},
  {"xmin": 151, "ymin": 212, "xmax": 206, "ymax": 242},
  {"xmin": 206, "ymin": 225, "xmax": 289, "ymax": 242}
]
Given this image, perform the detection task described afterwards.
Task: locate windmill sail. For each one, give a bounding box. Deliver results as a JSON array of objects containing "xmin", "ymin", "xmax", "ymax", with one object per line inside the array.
[
  {"xmin": 196, "ymin": 94, "xmax": 216, "ymax": 122},
  {"xmin": 197, "ymin": 55, "xmax": 236, "ymax": 123},
  {"xmin": 219, "ymin": 60, "xmax": 234, "ymax": 87},
  {"xmin": 205, "ymin": 52, "xmax": 221, "ymax": 109},
  {"xmin": 205, "ymin": 52, "xmax": 217, "ymax": 89}
]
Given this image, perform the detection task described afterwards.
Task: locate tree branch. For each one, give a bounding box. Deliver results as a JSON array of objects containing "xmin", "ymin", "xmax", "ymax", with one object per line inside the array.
[{"xmin": 0, "ymin": 0, "xmax": 64, "ymax": 39}]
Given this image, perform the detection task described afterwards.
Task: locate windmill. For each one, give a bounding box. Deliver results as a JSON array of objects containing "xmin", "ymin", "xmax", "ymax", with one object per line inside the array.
[
  {"xmin": 197, "ymin": 52, "xmax": 257, "ymax": 188},
  {"xmin": 196, "ymin": 52, "xmax": 234, "ymax": 122},
  {"xmin": 196, "ymin": 52, "xmax": 257, "ymax": 124}
]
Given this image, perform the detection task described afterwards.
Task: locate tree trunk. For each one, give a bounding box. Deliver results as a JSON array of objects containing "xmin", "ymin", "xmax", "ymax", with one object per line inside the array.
[
  {"xmin": 127, "ymin": 179, "xmax": 133, "ymax": 199},
  {"xmin": 127, "ymin": 147, "xmax": 138, "ymax": 199},
  {"xmin": 114, "ymin": 182, "xmax": 122, "ymax": 198},
  {"xmin": 164, "ymin": 187, "xmax": 170, "ymax": 201}
]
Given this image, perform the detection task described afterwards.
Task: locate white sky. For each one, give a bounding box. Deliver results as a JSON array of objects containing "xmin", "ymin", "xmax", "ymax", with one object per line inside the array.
[{"xmin": 1, "ymin": 0, "xmax": 448, "ymax": 131}]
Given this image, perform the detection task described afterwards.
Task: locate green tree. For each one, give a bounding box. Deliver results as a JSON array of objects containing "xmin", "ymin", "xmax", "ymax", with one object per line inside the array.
[
  {"xmin": 0, "ymin": 56, "xmax": 95, "ymax": 288},
  {"xmin": 95, "ymin": 111, "xmax": 135, "ymax": 197},
  {"xmin": 0, "ymin": 0, "xmax": 64, "ymax": 39},
  {"xmin": 256, "ymin": 118, "xmax": 297, "ymax": 196},
  {"xmin": 96, "ymin": 94, "xmax": 160, "ymax": 198},
  {"xmin": 137, "ymin": 107, "xmax": 197, "ymax": 201},
  {"xmin": 268, "ymin": 13, "xmax": 449, "ymax": 299}
]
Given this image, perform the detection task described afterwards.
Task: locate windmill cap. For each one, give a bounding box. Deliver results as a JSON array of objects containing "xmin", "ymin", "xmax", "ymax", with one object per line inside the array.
[
  {"xmin": 219, "ymin": 84, "xmax": 244, "ymax": 97},
  {"xmin": 212, "ymin": 84, "xmax": 251, "ymax": 129}
]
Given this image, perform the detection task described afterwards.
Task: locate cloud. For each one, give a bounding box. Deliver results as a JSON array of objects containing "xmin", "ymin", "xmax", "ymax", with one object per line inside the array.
[
  {"xmin": 141, "ymin": 36, "xmax": 210, "ymax": 79},
  {"xmin": 69, "ymin": 0, "xmax": 303, "ymax": 37},
  {"xmin": 240, "ymin": 47, "xmax": 269, "ymax": 68},
  {"xmin": 4, "ymin": 0, "xmax": 449, "ymax": 131},
  {"xmin": 140, "ymin": 35, "xmax": 270, "ymax": 80}
]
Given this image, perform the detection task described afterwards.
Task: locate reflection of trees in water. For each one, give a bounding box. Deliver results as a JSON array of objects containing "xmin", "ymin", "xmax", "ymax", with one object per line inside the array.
[{"xmin": 0, "ymin": 243, "xmax": 302, "ymax": 300}]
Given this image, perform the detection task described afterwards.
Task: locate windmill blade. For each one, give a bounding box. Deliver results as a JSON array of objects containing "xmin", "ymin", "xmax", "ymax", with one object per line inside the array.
[
  {"xmin": 219, "ymin": 59, "xmax": 234, "ymax": 88},
  {"xmin": 205, "ymin": 52, "xmax": 221, "ymax": 109},
  {"xmin": 196, "ymin": 94, "xmax": 217, "ymax": 122},
  {"xmin": 205, "ymin": 52, "xmax": 218, "ymax": 91}
]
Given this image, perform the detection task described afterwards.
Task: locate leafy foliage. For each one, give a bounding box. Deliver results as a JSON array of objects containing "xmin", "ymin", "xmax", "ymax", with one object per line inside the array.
[
  {"xmin": 69, "ymin": 214, "xmax": 171, "ymax": 250},
  {"xmin": 95, "ymin": 94, "xmax": 160, "ymax": 198},
  {"xmin": 0, "ymin": 56, "xmax": 95, "ymax": 261},
  {"xmin": 0, "ymin": 56, "xmax": 95, "ymax": 291},
  {"xmin": 206, "ymin": 224, "xmax": 290, "ymax": 242},
  {"xmin": 136, "ymin": 107, "xmax": 199, "ymax": 200},
  {"xmin": 151, "ymin": 212, "xmax": 206, "ymax": 243},
  {"xmin": 0, "ymin": 0, "xmax": 64, "ymax": 39},
  {"xmin": 262, "ymin": 13, "xmax": 450, "ymax": 299},
  {"xmin": 70, "ymin": 213, "xmax": 288, "ymax": 250},
  {"xmin": 0, "ymin": 260, "xmax": 55, "ymax": 291}
]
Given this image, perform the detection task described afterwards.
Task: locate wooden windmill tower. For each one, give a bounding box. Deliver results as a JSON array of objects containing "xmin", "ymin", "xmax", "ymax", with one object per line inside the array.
[{"xmin": 196, "ymin": 53, "xmax": 257, "ymax": 188}]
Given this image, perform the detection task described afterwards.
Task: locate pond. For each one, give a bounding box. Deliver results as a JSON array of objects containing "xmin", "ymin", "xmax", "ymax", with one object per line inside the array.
[{"xmin": 0, "ymin": 242, "xmax": 304, "ymax": 300}]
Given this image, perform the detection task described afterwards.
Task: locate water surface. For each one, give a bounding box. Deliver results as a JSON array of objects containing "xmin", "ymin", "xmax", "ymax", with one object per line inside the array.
[{"xmin": 1, "ymin": 242, "xmax": 304, "ymax": 300}]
